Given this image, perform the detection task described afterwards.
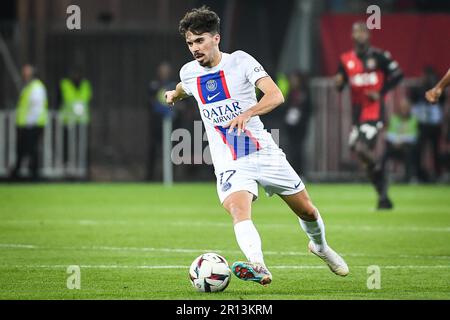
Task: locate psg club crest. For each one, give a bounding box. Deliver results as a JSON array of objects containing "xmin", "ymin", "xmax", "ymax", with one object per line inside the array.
[
  {"xmin": 221, "ymin": 182, "xmax": 232, "ymax": 192},
  {"xmin": 366, "ymin": 58, "xmax": 377, "ymax": 70},
  {"xmin": 206, "ymin": 79, "xmax": 218, "ymax": 92}
]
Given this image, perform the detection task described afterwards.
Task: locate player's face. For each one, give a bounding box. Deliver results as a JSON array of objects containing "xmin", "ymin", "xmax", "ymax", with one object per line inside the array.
[
  {"xmin": 185, "ymin": 31, "xmax": 220, "ymax": 67},
  {"xmin": 352, "ymin": 25, "xmax": 370, "ymax": 48}
]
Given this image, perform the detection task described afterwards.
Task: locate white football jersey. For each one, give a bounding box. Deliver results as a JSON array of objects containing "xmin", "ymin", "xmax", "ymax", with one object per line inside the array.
[{"xmin": 179, "ymin": 50, "xmax": 281, "ymax": 170}]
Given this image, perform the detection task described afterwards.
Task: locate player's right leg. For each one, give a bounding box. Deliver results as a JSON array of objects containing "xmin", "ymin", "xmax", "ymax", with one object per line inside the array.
[{"xmin": 222, "ymin": 191, "xmax": 272, "ymax": 286}]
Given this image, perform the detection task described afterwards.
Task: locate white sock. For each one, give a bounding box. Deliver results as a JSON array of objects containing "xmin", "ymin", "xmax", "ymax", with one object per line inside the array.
[
  {"xmin": 299, "ymin": 212, "xmax": 328, "ymax": 252},
  {"xmin": 234, "ymin": 220, "xmax": 266, "ymax": 266}
]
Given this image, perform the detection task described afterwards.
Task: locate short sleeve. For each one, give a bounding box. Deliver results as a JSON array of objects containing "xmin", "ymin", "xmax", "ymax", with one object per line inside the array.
[
  {"xmin": 179, "ymin": 65, "xmax": 193, "ymax": 96},
  {"xmin": 236, "ymin": 51, "xmax": 269, "ymax": 87},
  {"xmin": 380, "ymin": 50, "xmax": 401, "ymax": 76}
]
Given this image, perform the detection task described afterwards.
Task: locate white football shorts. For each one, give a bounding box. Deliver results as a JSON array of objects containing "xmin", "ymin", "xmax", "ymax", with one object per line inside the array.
[{"xmin": 214, "ymin": 148, "xmax": 305, "ymax": 204}]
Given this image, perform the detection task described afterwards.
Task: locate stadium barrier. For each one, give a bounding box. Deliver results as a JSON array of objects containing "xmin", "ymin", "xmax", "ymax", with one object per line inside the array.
[{"xmin": 0, "ymin": 110, "xmax": 88, "ymax": 179}]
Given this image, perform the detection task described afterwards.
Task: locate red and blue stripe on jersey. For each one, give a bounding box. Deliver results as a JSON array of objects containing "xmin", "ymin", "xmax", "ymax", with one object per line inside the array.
[
  {"xmin": 214, "ymin": 126, "xmax": 261, "ymax": 160},
  {"xmin": 197, "ymin": 70, "xmax": 231, "ymax": 104}
]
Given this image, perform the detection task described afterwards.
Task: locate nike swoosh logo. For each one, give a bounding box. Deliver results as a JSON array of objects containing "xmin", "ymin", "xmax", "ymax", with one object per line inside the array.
[
  {"xmin": 207, "ymin": 92, "xmax": 220, "ymax": 101},
  {"xmin": 294, "ymin": 181, "xmax": 302, "ymax": 189}
]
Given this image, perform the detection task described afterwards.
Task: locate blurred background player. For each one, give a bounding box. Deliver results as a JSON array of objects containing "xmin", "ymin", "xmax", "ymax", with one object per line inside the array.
[
  {"xmin": 381, "ymin": 98, "xmax": 418, "ymax": 183},
  {"xmin": 165, "ymin": 6, "xmax": 348, "ymax": 286},
  {"xmin": 9, "ymin": 64, "xmax": 48, "ymax": 181},
  {"xmin": 335, "ymin": 22, "xmax": 403, "ymax": 209}
]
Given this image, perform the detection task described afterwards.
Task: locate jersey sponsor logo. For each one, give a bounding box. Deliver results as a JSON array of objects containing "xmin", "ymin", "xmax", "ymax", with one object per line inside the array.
[
  {"xmin": 350, "ymin": 72, "xmax": 379, "ymax": 86},
  {"xmin": 202, "ymin": 101, "xmax": 242, "ymax": 124},
  {"xmin": 254, "ymin": 65, "xmax": 265, "ymax": 73},
  {"xmin": 197, "ymin": 70, "xmax": 231, "ymax": 104},
  {"xmin": 214, "ymin": 126, "xmax": 261, "ymax": 160}
]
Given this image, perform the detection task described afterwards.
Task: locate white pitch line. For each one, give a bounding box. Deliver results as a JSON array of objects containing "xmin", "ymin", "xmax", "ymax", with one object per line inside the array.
[
  {"xmin": 167, "ymin": 222, "xmax": 450, "ymax": 233},
  {"xmin": 1, "ymin": 243, "xmax": 449, "ymax": 260},
  {"xmin": 1, "ymin": 220, "xmax": 450, "ymax": 232},
  {"xmin": 0, "ymin": 244, "xmax": 37, "ymax": 249},
  {"xmin": 1, "ymin": 264, "xmax": 450, "ymax": 270}
]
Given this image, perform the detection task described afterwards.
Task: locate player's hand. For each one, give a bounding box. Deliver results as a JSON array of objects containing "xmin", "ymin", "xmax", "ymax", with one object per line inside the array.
[
  {"xmin": 164, "ymin": 90, "xmax": 177, "ymax": 106},
  {"xmin": 366, "ymin": 90, "xmax": 380, "ymax": 101},
  {"xmin": 223, "ymin": 111, "xmax": 252, "ymax": 136},
  {"xmin": 334, "ymin": 74, "xmax": 344, "ymax": 88},
  {"xmin": 425, "ymin": 87, "xmax": 442, "ymax": 104}
]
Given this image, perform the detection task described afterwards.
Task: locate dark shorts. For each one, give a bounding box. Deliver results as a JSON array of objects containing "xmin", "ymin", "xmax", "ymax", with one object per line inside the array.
[{"xmin": 349, "ymin": 121, "xmax": 383, "ymax": 150}]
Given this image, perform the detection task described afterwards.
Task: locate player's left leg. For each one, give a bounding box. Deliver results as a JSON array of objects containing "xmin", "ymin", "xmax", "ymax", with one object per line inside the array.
[
  {"xmin": 353, "ymin": 125, "xmax": 393, "ymax": 210},
  {"xmin": 280, "ymin": 190, "xmax": 349, "ymax": 276},
  {"xmin": 358, "ymin": 141, "xmax": 393, "ymax": 209},
  {"xmin": 257, "ymin": 151, "xmax": 348, "ymax": 276}
]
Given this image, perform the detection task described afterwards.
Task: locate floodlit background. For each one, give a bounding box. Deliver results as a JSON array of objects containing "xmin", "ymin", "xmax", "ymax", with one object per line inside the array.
[{"xmin": 1, "ymin": 0, "xmax": 449, "ymax": 183}]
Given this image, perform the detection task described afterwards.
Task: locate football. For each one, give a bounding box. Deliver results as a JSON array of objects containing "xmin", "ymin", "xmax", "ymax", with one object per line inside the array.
[{"xmin": 189, "ymin": 253, "xmax": 231, "ymax": 292}]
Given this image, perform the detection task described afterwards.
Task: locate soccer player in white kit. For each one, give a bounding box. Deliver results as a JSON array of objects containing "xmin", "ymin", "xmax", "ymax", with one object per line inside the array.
[{"xmin": 165, "ymin": 6, "xmax": 349, "ymax": 285}]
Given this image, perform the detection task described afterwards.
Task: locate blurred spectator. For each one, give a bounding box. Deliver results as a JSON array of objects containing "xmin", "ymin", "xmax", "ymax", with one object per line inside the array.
[
  {"xmin": 10, "ymin": 64, "xmax": 49, "ymax": 181},
  {"xmin": 58, "ymin": 66, "xmax": 93, "ymax": 178},
  {"xmin": 381, "ymin": 98, "xmax": 418, "ymax": 183},
  {"xmin": 276, "ymin": 72, "xmax": 290, "ymax": 100},
  {"xmin": 281, "ymin": 70, "xmax": 312, "ymax": 171},
  {"xmin": 147, "ymin": 62, "xmax": 176, "ymax": 181},
  {"xmin": 411, "ymin": 66, "xmax": 445, "ymax": 182}
]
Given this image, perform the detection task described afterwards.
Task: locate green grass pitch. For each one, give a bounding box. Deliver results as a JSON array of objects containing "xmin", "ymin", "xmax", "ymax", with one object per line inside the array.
[{"xmin": 0, "ymin": 183, "xmax": 449, "ymax": 299}]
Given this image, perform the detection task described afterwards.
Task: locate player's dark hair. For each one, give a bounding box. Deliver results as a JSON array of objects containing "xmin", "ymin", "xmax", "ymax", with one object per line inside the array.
[
  {"xmin": 179, "ymin": 6, "xmax": 220, "ymax": 37},
  {"xmin": 352, "ymin": 21, "xmax": 369, "ymax": 32}
]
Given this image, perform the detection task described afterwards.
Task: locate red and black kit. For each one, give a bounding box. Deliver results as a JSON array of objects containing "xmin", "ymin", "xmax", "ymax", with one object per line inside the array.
[{"xmin": 337, "ymin": 47, "xmax": 403, "ymax": 126}]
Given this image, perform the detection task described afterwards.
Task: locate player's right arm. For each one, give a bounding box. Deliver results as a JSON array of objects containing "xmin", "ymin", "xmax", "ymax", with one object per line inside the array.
[
  {"xmin": 335, "ymin": 62, "xmax": 348, "ymax": 92},
  {"xmin": 426, "ymin": 68, "xmax": 450, "ymax": 103},
  {"xmin": 165, "ymin": 82, "xmax": 189, "ymax": 106}
]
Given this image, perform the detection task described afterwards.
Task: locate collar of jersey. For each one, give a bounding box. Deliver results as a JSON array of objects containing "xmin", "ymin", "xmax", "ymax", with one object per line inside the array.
[{"xmin": 198, "ymin": 52, "xmax": 229, "ymax": 72}]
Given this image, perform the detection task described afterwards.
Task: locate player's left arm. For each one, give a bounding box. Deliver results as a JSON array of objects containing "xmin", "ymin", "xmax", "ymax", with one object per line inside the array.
[
  {"xmin": 379, "ymin": 51, "xmax": 403, "ymax": 96},
  {"xmin": 223, "ymin": 76, "xmax": 284, "ymax": 135}
]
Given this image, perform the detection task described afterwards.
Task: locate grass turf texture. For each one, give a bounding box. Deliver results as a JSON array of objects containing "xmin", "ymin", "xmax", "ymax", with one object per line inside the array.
[{"xmin": 0, "ymin": 183, "xmax": 449, "ymax": 300}]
